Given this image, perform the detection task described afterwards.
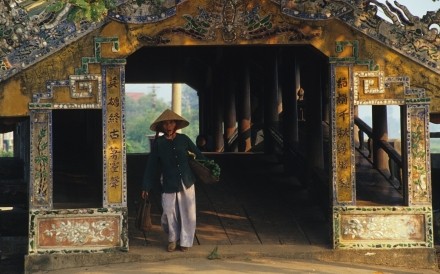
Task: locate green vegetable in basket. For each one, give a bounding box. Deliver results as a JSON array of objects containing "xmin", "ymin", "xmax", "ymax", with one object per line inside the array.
[{"xmin": 198, "ymin": 159, "xmax": 221, "ymax": 179}]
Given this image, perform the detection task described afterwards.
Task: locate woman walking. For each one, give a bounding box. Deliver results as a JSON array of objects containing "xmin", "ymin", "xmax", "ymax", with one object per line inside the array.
[{"xmin": 141, "ymin": 109, "xmax": 205, "ymax": 252}]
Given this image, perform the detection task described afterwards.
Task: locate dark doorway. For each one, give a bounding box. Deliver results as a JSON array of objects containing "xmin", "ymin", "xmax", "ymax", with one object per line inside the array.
[{"xmin": 52, "ymin": 109, "xmax": 103, "ymax": 208}]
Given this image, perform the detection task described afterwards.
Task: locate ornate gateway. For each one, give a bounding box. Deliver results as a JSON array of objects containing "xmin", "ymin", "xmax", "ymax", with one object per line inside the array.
[{"xmin": 0, "ymin": 0, "xmax": 439, "ymax": 262}]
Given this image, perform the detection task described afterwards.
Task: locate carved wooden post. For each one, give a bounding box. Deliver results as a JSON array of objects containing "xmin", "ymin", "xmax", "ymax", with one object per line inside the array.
[
  {"xmin": 224, "ymin": 68, "xmax": 236, "ymax": 152},
  {"xmin": 372, "ymin": 105, "xmax": 388, "ymax": 170},
  {"xmin": 303, "ymin": 59, "xmax": 324, "ymax": 171},
  {"xmin": 213, "ymin": 64, "xmax": 224, "ymax": 152},
  {"xmin": 263, "ymin": 49, "xmax": 280, "ymax": 154},
  {"xmin": 237, "ymin": 62, "xmax": 252, "ymax": 152},
  {"xmin": 280, "ymin": 52, "xmax": 298, "ymax": 152}
]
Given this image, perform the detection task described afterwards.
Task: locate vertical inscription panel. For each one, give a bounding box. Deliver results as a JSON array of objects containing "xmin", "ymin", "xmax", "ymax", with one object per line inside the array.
[
  {"xmin": 30, "ymin": 110, "xmax": 53, "ymax": 209},
  {"xmin": 332, "ymin": 65, "xmax": 354, "ymax": 204},
  {"xmin": 407, "ymin": 104, "xmax": 431, "ymax": 205},
  {"xmin": 104, "ymin": 66, "xmax": 125, "ymax": 206}
]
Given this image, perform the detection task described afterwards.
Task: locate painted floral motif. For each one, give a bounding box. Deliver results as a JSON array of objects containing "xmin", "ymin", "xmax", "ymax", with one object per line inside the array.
[
  {"xmin": 30, "ymin": 209, "xmax": 127, "ymax": 254},
  {"xmin": 281, "ymin": 0, "xmax": 352, "ymax": 20},
  {"xmin": 343, "ymin": 215, "xmax": 422, "ymax": 240},
  {"xmin": 410, "ymin": 109, "xmax": 429, "ymax": 201},
  {"xmin": 0, "ymin": 0, "xmax": 108, "ymax": 82},
  {"xmin": 279, "ymin": 0, "xmax": 440, "ymax": 70},
  {"xmin": 43, "ymin": 219, "xmax": 116, "ymax": 245},
  {"xmin": 334, "ymin": 206, "xmax": 433, "ymax": 248},
  {"xmin": 109, "ymin": 0, "xmax": 181, "ymax": 23},
  {"xmin": 138, "ymin": 2, "xmax": 322, "ymax": 44},
  {"xmin": 33, "ymin": 123, "xmax": 50, "ymax": 205},
  {"xmin": 2, "ymin": 1, "xmax": 440, "ymax": 82}
]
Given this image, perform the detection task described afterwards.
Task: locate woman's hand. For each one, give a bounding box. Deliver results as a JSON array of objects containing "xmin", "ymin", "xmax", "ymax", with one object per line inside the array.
[{"xmin": 141, "ymin": 191, "xmax": 148, "ymax": 199}]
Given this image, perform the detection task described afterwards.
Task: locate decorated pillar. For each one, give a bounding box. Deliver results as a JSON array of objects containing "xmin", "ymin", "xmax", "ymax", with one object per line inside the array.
[
  {"xmin": 29, "ymin": 110, "xmax": 53, "ymax": 209},
  {"xmin": 103, "ymin": 65, "xmax": 126, "ymax": 207},
  {"xmin": 27, "ymin": 37, "xmax": 128, "ymax": 255},
  {"xmin": 405, "ymin": 101, "xmax": 432, "ymax": 206},
  {"xmin": 331, "ymin": 64, "xmax": 355, "ymax": 205},
  {"xmin": 331, "ymin": 39, "xmax": 433, "ymax": 249}
]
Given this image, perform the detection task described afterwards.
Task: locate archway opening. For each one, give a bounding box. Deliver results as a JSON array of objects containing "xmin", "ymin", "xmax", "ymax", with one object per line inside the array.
[
  {"xmin": 124, "ymin": 44, "xmax": 333, "ymax": 248},
  {"xmin": 355, "ymin": 105, "xmax": 404, "ymax": 206}
]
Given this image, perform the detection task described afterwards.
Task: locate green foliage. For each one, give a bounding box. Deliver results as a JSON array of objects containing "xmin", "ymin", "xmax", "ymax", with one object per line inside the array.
[
  {"xmin": 181, "ymin": 85, "xmax": 200, "ymax": 141},
  {"xmin": 125, "ymin": 85, "xmax": 199, "ymax": 153},
  {"xmin": 430, "ymin": 138, "xmax": 440, "ymax": 153},
  {"xmin": 0, "ymin": 150, "xmax": 13, "ymax": 157},
  {"xmin": 47, "ymin": 0, "xmax": 118, "ymax": 23},
  {"xmin": 46, "ymin": 2, "xmax": 65, "ymax": 13},
  {"xmin": 198, "ymin": 159, "xmax": 221, "ymax": 179},
  {"xmin": 125, "ymin": 93, "xmax": 168, "ymax": 153}
]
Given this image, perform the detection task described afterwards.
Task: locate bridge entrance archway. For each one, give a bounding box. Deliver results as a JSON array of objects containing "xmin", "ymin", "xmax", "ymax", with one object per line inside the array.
[{"xmin": 124, "ymin": 44, "xmax": 333, "ymax": 247}]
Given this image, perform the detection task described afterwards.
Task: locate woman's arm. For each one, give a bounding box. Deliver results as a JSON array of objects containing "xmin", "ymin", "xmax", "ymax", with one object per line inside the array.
[
  {"xmin": 187, "ymin": 135, "xmax": 206, "ymax": 160},
  {"xmin": 141, "ymin": 139, "xmax": 161, "ymax": 192}
]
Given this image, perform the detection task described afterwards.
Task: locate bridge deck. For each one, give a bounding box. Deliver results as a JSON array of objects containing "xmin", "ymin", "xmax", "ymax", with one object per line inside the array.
[
  {"xmin": 128, "ymin": 152, "xmax": 402, "ymax": 250},
  {"xmin": 129, "ymin": 153, "xmax": 329, "ymax": 248},
  {"xmin": 356, "ymin": 148, "xmax": 404, "ymax": 206}
]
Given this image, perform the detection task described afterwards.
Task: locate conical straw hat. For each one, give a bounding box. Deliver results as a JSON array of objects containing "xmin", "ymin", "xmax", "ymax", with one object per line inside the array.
[{"xmin": 150, "ymin": 109, "xmax": 189, "ymax": 132}]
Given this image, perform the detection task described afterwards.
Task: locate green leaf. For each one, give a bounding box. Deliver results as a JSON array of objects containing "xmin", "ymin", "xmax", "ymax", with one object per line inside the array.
[
  {"xmin": 40, "ymin": 142, "xmax": 48, "ymax": 150},
  {"xmin": 207, "ymin": 246, "xmax": 220, "ymax": 260},
  {"xmin": 67, "ymin": 7, "xmax": 81, "ymax": 22},
  {"xmin": 91, "ymin": 2, "xmax": 108, "ymax": 21},
  {"xmin": 198, "ymin": 159, "xmax": 221, "ymax": 179},
  {"xmin": 38, "ymin": 128, "xmax": 47, "ymax": 139},
  {"xmin": 105, "ymin": 0, "xmax": 117, "ymax": 9},
  {"xmin": 46, "ymin": 2, "xmax": 66, "ymax": 13},
  {"xmin": 136, "ymin": 0, "xmax": 147, "ymax": 5},
  {"xmin": 69, "ymin": 0, "xmax": 89, "ymax": 10}
]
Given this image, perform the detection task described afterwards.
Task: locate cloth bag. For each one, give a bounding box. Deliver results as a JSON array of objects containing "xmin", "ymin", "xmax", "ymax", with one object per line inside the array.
[
  {"xmin": 135, "ymin": 197, "xmax": 152, "ymax": 232},
  {"xmin": 189, "ymin": 157, "xmax": 220, "ymax": 184}
]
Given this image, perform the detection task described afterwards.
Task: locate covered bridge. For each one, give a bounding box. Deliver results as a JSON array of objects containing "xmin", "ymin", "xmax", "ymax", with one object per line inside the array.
[{"xmin": 0, "ymin": 0, "xmax": 440, "ymax": 272}]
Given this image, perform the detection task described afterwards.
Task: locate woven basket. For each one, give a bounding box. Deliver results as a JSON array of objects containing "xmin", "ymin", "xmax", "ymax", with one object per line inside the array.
[{"xmin": 189, "ymin": 158, "xmax": 219, "ymax": 184}]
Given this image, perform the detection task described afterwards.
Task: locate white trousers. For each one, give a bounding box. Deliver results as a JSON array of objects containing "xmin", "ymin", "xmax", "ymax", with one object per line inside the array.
[{"xmin": 161, "ymin": 184, "xmax": 196, "ymax": 247}]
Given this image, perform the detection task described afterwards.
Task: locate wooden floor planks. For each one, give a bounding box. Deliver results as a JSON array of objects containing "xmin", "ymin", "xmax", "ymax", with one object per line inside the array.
[
  {"xmin": 129, "ymin": 152, "xmax": 402, "ymax": 249},
  {"xmin": 129, "ymin": 153, "xmax": 331, "ymax": 249}
]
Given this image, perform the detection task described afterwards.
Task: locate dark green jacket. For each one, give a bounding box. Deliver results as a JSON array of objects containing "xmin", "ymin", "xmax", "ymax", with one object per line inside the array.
[{"xmin": 142, "ymin": 133, "xmax": 205, "ymax": 193}]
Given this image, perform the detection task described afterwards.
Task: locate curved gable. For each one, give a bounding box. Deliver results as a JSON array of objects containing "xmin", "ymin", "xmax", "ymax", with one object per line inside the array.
[{"xmin": 1, "ymin": 0, "xmax": 440, "ymax": 114}]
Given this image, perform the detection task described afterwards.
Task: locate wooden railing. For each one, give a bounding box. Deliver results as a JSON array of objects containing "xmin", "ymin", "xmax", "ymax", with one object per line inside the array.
[
  {"xmin": 226, "ymin": 128, "xmax": 238, "ymax": 150},
  {"xmin": 268, "ymin": 126, "xmax": 309, "ymax": 183},
  {"xmin": 218, "ymin": 128, "xmax": 238, "ymax": 152},
  {"xmin": 354, "ymin": 117, "xmax": 403, "ymax": 189},
  {"xmin": 268, "ymin": 126, "xmax": 283, "ymax": 149}
]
